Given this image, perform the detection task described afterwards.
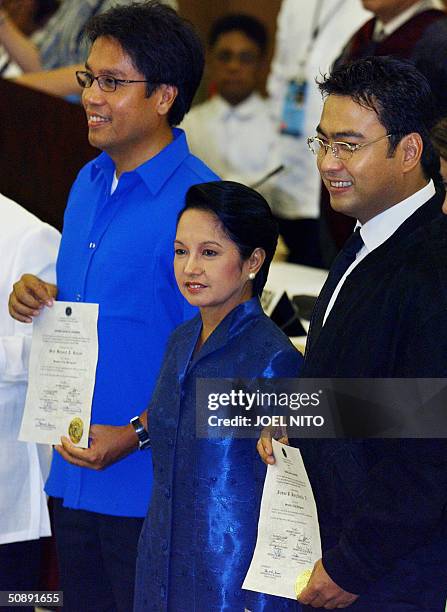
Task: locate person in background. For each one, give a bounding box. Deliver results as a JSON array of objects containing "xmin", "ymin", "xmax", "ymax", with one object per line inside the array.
[
  {"xmin": 322, "ymin": 0, "xmax": 447, "ymax": 264},
  {"xmin": 267, "ymin": 0, "xmax": 371, "ymax": 267},
  {"xmin": 431, "ymin": 117, "xmax": 447, "ymax": 212},
  {"xmin": 134, "ymin": 181, "xmax": 303, "ymax": 611},
  {"xmin": 8, "ymin": 2, "xmax": 216, "ymax": 610},
  {"xmin": 0, "ymin": 0, "xmax": 177, "ymax": 94},
  {"xmin": 431, "ymin": 117, "xmax": 447, "ymax": 182},
  {"xmin": 181, "ymin": 14, "xmax": 280, "ymax": 194},
  {"xmin": 0, "ymin": 193, "xmax": 60, "ymax": 608}
]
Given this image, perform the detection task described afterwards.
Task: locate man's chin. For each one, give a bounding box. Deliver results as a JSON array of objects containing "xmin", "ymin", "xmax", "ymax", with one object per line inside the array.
[
  {"xmin": 220, "ymin": 88, "xmax": 251, "ymax": 107},
  {"xmin": 329, "ymin": 198, "xmax": 357, "ymax": 219}
]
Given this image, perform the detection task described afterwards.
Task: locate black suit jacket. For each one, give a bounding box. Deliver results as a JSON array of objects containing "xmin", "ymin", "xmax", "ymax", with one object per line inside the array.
[{"xmin": 298, "ymin": 189, "xmax": 447, "ymax": 609}]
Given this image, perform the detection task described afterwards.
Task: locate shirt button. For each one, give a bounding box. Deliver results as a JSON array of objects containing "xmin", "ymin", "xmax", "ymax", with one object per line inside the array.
[
  {"xmin": 165, "ymin": 486, "xmax": 171, "ymax": 499},
  {"xmin": 75, "ymin": 294, "xmax": 81, "ymax": 301},
  {"xmin": 162, "ymin": 539, "xmax": 168, "ymax": 552},
  {"xmin": 160, "ymin": 585, "xmax": 166, "ymax": 599},
  {"xmin": 89, "ymin": 242, "xmax": 96, "ymax": 249}
]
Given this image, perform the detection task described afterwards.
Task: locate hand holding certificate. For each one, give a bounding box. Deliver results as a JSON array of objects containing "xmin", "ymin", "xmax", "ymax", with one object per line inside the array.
[
  {"xmin": 243, "ymin": 439, "xmax": 321, "ymax": 600},
  {"xmin": 19, "ymin": 301, "xmax": 99, "ymax": 448}
]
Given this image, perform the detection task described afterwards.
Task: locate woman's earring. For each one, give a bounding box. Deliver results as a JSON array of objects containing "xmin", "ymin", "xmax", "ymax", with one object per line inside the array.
[{"xmin": 248, "ymin": 272, "xmax": 256, "ymax": 280}]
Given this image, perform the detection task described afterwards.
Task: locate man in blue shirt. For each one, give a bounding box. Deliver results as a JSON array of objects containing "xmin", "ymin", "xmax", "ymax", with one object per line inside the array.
[{"xmin": 9, "ymin": 3, "xmax": 217, "ymax": 610}]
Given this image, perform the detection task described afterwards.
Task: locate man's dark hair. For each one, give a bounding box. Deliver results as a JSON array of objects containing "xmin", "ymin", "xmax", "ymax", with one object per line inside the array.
[
  {"xmin": 83, "ymin": 1, "xmax": 204, "ymax": 126},
  {"xmin": 179, "ymin": 181, "xmax": 278, "ymax": 296},
  {"xmin": 318, "ymin": 56, "xmax": 441, "ymax": 182},
  {"xmin": 208, "ymin": 14, "xmax": 268, "ymax": 55}
]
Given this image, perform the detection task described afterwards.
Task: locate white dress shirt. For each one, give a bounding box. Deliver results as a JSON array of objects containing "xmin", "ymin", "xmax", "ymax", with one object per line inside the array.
[
  {"xmin": 181, "ymin": 93, "xmax": 280, "ymax": 190},
  {"xmin": 267, "ymin": 0, "xmax": 371, "ymax": 219},
  {"xmin": 323, "ymin": 180, "xmax": 436, "ymax": 324},
  {"xmin": 0, "ymin": 193, "xmax": 60, "ymax": 544}
]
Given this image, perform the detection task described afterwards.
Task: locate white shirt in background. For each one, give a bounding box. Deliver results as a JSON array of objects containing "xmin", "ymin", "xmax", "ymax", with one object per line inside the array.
[
  {"xmin": 181, "ymin": 92, "xmax": 280, "ymax": 192},
  {"xmin": 0, "ymin": 193, "xmax": 60, "ymax": 544},
  {"xmin": 267, "ymin": 0, "xmax": 371, "ymax": 219}
]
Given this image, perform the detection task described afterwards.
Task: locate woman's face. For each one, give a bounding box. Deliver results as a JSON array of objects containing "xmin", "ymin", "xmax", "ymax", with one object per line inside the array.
[{"xmin": 174, "ymin": 209, "xmax": 254, "ymax": 318}]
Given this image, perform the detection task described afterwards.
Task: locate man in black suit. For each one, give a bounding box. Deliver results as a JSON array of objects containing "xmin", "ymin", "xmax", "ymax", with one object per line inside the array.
[{"xmin": 259, "ymin": 56, "xmax": 447, "ymax": 610}]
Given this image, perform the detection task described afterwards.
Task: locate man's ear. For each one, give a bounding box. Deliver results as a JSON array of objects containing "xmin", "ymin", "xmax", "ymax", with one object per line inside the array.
[
  {"xmin": 156, "ymin": 84, "xmax": 178, "ymax": 117},
  {"xmin": 400, "ymin": 132, "xmax": 423, "ymax": 174}
]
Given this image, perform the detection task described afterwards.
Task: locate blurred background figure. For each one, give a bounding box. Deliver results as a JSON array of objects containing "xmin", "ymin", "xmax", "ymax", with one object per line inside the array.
[
  {"xmin": 0, "ymin": 0, "xmax": 178, "ymax": 95},
  {"xmin": 0, "ymin": 0, "xmax": 58, "ymax": 77},
  {"xmin": 321, "ymin": 0, "xmax": 447, "ymax": 265},
  {"xmin": 432, "ymin": 117, "xmax": 447, "ymax": 183},
  {"xmin": 267, "ymin": 0, "xmax": 371, "ymax": 267},
  {"xmin": 0, "ymin": 192, "xmax": 60, "ymax": 609},
  {"xmin": 431, "ymin": 117, "xmax": 447, "ymax": 214},
  {"xmin": 181, "ymin": 14, "xmax": 280, "ymax": 193}
]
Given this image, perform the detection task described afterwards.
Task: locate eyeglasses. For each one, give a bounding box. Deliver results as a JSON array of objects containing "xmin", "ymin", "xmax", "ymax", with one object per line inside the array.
[
  {"xmin": 307, "ymin": 134, "xmax": 392, "ymax": 161},
  {"xmin": 214, "ymin": 50, "xmax": 259, "ymax": 65},
  {"xmin": 76, "ymin": 70, "xmax": 154, "ymax": 93}
]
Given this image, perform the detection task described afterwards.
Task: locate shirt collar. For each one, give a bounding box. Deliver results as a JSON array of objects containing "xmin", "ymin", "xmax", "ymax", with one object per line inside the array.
[
  {"xmin": 359, "ymin": 180, "xmax": 435, "ymax": 253},
  {"xmin": 374, "ymin": 0, "xmax": 443, "ymax": 38},
  {"xmin": 211, "ymin": 92, "xmax": 264, "ymax": 121},
  {"xmin": 93, "ymin": 128, "xmax": 190, "ymax": 196}
]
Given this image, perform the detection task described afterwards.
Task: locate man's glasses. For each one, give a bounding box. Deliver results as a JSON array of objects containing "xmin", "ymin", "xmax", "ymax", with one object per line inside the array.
[
  {"xmin": 307, "ymin": 134, "xmax": 392, "ymax": 161},
  {"xmin": 76, "ymin": 70, "xmax": 154, "ymax": 93}
]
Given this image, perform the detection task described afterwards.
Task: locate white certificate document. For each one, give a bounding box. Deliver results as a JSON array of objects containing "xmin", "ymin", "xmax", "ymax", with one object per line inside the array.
[
  {"xmin": 243, "ymin": 439, "xmax": 321, "ymax": 600},
  {"xmin": 19, "ymin": 302, "xmax": 99, "ymax": 448}
]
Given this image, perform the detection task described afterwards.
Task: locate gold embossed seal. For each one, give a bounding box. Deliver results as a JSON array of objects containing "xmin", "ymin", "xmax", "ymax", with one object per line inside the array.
[
  {"xmin": 295, "ymin": 569, "xmax": 313, "ymax": 598},
  {"xmin": 68, "ymin": 417, "xmax": 83, "ymax": 444}
]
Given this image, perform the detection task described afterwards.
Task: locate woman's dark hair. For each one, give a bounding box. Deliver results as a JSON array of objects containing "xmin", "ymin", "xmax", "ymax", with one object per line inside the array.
[
  {"xmin": 83, "ymin": 1, "xmax": 204, "ymax": 126},
  {"xmin": 178, "ymin": 181, "xmax": 278, "ymax": 296},
  {"xmin": 318, "ymin": 56, "xmax": 442, "ymax": 183}
]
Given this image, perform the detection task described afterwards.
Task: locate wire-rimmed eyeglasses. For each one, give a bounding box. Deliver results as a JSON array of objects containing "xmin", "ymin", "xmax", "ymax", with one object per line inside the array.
[
  {"xmin": 76, "ymin": 70, "xmax": 154, "ymax": 93},
  {"xmin": 307, "ymin": 134, "xmax": 393, "ymax": 161}
]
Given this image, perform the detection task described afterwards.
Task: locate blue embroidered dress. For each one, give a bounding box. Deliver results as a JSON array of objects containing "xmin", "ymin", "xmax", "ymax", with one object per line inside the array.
[{"xmin": 134, "ymin": 297, "xmax": 303, "ymax": 611}]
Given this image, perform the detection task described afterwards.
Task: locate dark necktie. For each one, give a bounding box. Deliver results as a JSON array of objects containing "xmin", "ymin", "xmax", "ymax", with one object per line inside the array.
[{"xmin": 306, "ymin": 228, "xmax": 364, "ymax": 355}]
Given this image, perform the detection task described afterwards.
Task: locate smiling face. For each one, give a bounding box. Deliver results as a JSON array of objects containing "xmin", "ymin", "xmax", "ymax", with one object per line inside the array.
[
  {"xmin": 82, "ymin": 36, "xmax": 173, "ymax": 174},
  {"xmin": 210, "ymin": 30, "xmax": 262, "ymax": 106},
  {"xmin": 316, "ymin": 94, "xmax": 410, "ymax": 224},
  {"xmin": 174, "ymin": 209, "xmax": 256, "ymax": 322}
]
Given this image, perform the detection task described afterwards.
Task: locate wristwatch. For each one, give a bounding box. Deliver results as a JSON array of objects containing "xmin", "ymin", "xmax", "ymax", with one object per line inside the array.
[{"xmin": 130, "ymin": 416, "xmax": 151, "ymax": 450}]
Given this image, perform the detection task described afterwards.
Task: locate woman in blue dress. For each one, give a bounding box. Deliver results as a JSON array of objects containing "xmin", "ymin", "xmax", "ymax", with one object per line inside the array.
[{"xmin": 134, "ymin": 181, "xmax": 303, "ymax": 611}]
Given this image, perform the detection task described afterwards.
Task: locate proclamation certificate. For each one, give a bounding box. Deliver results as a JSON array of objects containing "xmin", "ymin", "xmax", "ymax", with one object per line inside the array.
[
  {"xmin": 243, "ymin": 439, "xmax": 321, "ymax": 600},
  {"xmin": 19, "ymin": 302, "xmax": 99, "ymax": 449}
]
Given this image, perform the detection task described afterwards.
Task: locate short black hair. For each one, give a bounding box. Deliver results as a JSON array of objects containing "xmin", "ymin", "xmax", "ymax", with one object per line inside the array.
[
  {"xmin": 318, "ymin": 56, "xmax": 441, "ymax": 182},
  {"xmin": 178, "ymin": 181, "xmax": 278, "ymax": 296},
  {"xmin": 208, "ymin": 14, "xmax": 268, "ymax": 55},
  {"xmin": 83, "ymin": 1, "xmax": 204, "ymax": 126}
]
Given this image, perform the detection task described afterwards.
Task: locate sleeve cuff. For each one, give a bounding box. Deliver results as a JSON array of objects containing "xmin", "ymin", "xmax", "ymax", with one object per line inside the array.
[{"xmin": 322, "ymin": 540, "xmax": 385, "ymax": 595}]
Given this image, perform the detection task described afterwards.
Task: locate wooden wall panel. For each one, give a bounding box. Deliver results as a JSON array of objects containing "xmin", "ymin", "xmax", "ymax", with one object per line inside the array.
[{"xmin": 0, "ymin": 79, "xmax": 96, "ymax": 230}]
